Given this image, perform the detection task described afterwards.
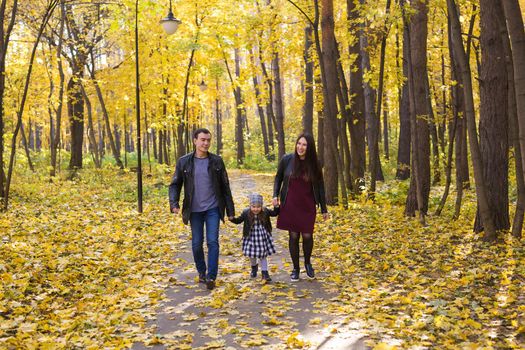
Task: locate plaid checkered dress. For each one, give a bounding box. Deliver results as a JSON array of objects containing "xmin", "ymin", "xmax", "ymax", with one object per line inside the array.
[{"xmin": 242, "ymin": 217, "xmax": 276, "ymax": 259}]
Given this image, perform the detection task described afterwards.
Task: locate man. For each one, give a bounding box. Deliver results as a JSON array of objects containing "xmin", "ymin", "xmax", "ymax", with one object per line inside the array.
[{"xmin": 169, "ymin": 128, "xmax": 235, "ymax": 290}]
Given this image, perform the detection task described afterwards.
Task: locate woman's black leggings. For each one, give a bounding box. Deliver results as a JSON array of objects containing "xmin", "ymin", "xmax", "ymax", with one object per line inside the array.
[{"xmin": 289, "ymin": 231, "xmax": 313, "ymax": 270}]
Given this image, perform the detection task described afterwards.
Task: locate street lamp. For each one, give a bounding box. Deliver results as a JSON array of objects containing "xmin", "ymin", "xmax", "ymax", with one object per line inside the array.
[
  {"xmin": 160, "ymin": 0, "xmax": 181, "ymax": 35},
  {"xmin": 135, "ymin": 0, "xmax": 143, "ymax": 213},
  {"xmin": 135, "ymin": 1, "xmax": 181, "ymax": 213}
]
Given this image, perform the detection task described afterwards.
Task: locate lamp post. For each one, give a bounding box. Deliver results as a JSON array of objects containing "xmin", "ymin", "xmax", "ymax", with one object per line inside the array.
[
  {"xmin": 135, "ymin": 0, "xmax": 181, "ymax": 213},
  {"xmin": 135, "ymin": 0, "xmax": 143, "ymax": 213}
]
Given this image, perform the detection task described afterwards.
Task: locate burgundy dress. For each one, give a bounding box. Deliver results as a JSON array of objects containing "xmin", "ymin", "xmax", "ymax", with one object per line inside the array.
[{"xmin": 277, "ymin": 175, "xmax": 316, "ymax": 233}]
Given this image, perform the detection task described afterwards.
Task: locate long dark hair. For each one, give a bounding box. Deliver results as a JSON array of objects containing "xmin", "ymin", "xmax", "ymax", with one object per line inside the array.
[
  {"xmin": 247, "ymin": 207, "xmax": 270, "ymax": 227},
  {"xmin": 292, "ymin": 132, "xmax": 321, "ymax": 183}
]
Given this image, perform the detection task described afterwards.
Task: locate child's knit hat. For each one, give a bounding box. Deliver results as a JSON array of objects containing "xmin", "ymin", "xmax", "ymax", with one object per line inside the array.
[{"xmin": 249, "ymin": 193, "xmax": 263, "ymax": 206}]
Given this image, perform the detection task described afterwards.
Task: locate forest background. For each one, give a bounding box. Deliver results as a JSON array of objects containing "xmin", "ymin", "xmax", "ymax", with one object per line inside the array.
[{"xmin": 0, "ymin": 0, "xmax": 524, "ymax": 348}]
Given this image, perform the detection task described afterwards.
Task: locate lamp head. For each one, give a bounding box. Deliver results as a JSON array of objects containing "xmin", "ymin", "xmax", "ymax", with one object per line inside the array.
[{"xmin": 160, "ymin": 10, "xmax": 181, "ymax": 35}]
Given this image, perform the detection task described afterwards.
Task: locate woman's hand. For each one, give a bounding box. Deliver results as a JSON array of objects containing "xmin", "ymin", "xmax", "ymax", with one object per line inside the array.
[
  {"xmin": 322, "ymin": 212, "xmax": 329, "ymax": 221},
  {"xmin": 272, "ymin": 197, "xmax": 279, "ymax": 207}
]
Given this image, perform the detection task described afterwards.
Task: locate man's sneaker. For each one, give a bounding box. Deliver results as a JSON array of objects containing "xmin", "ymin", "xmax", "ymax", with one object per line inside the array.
[
  {"xmin": 305, "ymin": 263, "xmax": 315, "ymax": 279},
  {"xmin": 261, "ymin": 270, "xmax": 272, "ymax": 282},
  {"xmin": 290, "ymin": 269, "xmax": 300, "ymax": 282},
  {"xmin": 206, "ymin": 279, "xmax": 215, "ymax": 290},
  {"xmin": 198, "ymin": 272, "xmax": 206, "ymax": 284},
  {"xmin": 250, "ymin": 264, "xmax": 258, "ymax": 278}
]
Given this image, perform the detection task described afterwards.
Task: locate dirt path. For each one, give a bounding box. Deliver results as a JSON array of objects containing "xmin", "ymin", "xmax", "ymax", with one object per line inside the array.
[{"xmin": 132, "ymin": 171, "xmax": 367, "ymax": 349}]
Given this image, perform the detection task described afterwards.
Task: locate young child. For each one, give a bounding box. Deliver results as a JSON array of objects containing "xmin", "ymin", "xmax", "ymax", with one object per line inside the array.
[{"xmin": 230, "ymin": 193, "xmax": 279, "ymax": 282}]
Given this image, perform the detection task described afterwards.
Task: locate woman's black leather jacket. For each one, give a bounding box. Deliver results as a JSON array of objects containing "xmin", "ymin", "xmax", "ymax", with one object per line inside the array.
[{"xmin": 273, "ymin": 153, "xmax": 327, "ymax": 213}]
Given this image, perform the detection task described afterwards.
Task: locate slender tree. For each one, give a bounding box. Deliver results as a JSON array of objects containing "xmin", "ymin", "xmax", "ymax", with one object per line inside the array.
[
  {"xmin": 249, "ymin": 47, "xmax": 270, "ymax": 157},
  {"xmin": 396, "ymin": 13, "xmax": 411, "ymax": 180},
  {"xmin": 347, "ymin": 0, "xmax": 366, "ymax": 189},
  {"xmin": 447, "ymin": 0, "xmax": 496, "ymax": 240},
  {"xmin": 499, "ymin": 6, "xmax": 524, "ymax": 238},
  {"xmin": 0, "ymin": 0, "xmax": 18, "ymax": 199},
  {"xmin": 320, "ymin": 0, "xmax": 342, "ymax": 204},
  {"xmin": 404, "ymin": 0, "xmax": 431, "ymax": 223},
  {"xmin": 474, "ymin": 0, "xmax": 509, "ymax": 235},
  {"xmin": 303, "ymin": 24, "xmax": 314, "ymax": 135},
  {"xmin": 4, "ymin": 0, "xmax": 59, "ymax": 209}
]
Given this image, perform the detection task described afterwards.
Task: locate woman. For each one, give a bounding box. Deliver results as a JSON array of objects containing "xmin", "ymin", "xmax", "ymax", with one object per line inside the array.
[{"xmin": 272, "ymin": 133, "xmax": 328, "ymax": 282}]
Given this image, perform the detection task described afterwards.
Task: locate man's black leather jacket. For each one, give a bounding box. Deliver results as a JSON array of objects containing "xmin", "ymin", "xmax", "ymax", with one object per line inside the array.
[
  {"xmin": 169, "ymin": 152, "xmax": 235, "ymax": 224},
  {"xmin": 273, "ymin": 153, "xmax": 327, "ymax": 213}
]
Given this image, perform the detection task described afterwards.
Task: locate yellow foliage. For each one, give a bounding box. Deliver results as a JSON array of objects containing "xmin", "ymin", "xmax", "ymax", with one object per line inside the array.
[{"xmin": 1, "ymin": 168, "xmax": 524, "ymax": 349}]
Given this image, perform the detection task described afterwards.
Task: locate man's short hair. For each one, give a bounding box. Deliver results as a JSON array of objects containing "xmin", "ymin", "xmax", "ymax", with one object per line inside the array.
[{"xmin": 193, "ymin": 128, "xmax": 211, "ymax": 139}]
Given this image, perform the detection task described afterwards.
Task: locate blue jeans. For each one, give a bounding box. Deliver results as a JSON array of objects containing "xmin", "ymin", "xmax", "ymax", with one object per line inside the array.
[{"xmin": 189, "ymin": 207, "xmax": 220, "ymax": 280}]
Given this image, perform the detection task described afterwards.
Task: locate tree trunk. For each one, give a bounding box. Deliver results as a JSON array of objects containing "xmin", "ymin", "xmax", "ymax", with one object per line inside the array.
[
  {"xmin": 67, "ymin": 75, "xmax": 84, "ymax": 169},
  {"xmin": 114, "ymin": 124, "xmax": 121, "ymax": 158},
  {"xmin": 498, "ymin": 10, "xmax": 524, "ymax": 238},
  {"xmin": 0, "ymin": 0, "xmax": 18, "ymax": 199},
  {"xmin": 152, "ymin": 128, "xmax": 157, "ymax": 160},
  {"xmin": 359, "ymin": 0, "xmax": 381, "ymax": 198},
  {"xmin": 377, "ymin": 0, "xmax": 392, "ymax": 161},
  {"xmin": 144, "ymin": 105, "xmax": 151, "ymax": 172},
  {"xmin": 158, "ymin": 128, "xmax": 164, "ymax": 164},
  {"xmin": 396, "ymin": 22, "xmax": 411, "ymax": 180},
  {"xmin": 425, "ymin": 73, "xmax": 440, "ymax": 185},
  {"xmin": 447, "ymin": 0, "xmax": 496, "ymax": 239},
  {"xmin": 272, "ymin": 52, "xmax": 286, "ymax": 161},
  {"xmin": 235, "ymin": 48, "xmax": 246, "ymax": 163},
  {"xmin": 439, "ymin": 36, "xmax": 447, "ymax": 154},
  {"xmin": 501, "ymin": 0, "xmax": 525, "ymax": 237},
  {"xmin": 90, "ymin": 73, "xmax": 123, "ymax": 169},
  {"xmin": 258, "ymin": 46, "xmax": 275, "ymax": 157},
  {"xmin": 124, "ymin": 118, "xmax": 128, "ymax": 168},
  {"xmin": 80, "ymin": 83, "xmax": 101, "ymax": 168},
  {"xmin": 28, "ymin": 119, "xmax": 34, "ymax": 150},
  {"xmin": 35, "ymin": 123, "xmax": 42, "ymax": 152},
  {"xmin": 335, "ymin": 44, "xmax": 354, "ymax": 192},
  {"xmin": 222, "ymin": 45, "xmax": 246, "ymax": 164},
  {"xmin": 163, "ymin": 128, "xmax": 169, "ymax": 165},
  {"xmin": 97, "ymin": 116, "xmax": 104, "ymax": 160},
  {"xmin": 179, "ymin": 42, "xmax": 198, "ymax": 159},
  {"xmin": 404, "ymin": 0, "xmax": 430, "ymax": 222},
  {"xmin": 435, "ymin": 107, "xmax": 458, "ymax": 216},
  {"xmin": 474, "ymin": 0, "xmax": 509, "ymax": 235},
  {"xmin": 347, "ymin": 0, "xmax": 366, "ymax": 189},
  {"xmin": 320, "ymin": 0, "xmax": 341, "ymax": 205},
  {"xmin": 20, "ymin": 123, "xmax": 34, "ymax": 172},
  {"xmin": 4, "ymin": 0, "xmax": 57, "ymax": 209},
  {"xmin": 317, "ymin": 88, "xmax": 324, "ymax": 166},
  {"xmin": 250, "ymin": 48, "xmax": 270, "ymax": 157},
  {"xmin": 303, "ymin": 24, "xmax": 314, "ymax": 135},
  {"xmin": 215, "ymin": 79, "xmax": 223, "ymax": 155}
]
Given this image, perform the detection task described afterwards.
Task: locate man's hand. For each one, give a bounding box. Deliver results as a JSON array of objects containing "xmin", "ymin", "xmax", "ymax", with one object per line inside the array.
[
  {"xmin": 172, "ymin": 207, "xmax": 180, "ymax": 214},
  {"xmin": 322, "ymin": 213, "xmax": 329, "ymax": 221},
  {"xmin": 272, "ymin": 197, "xmax": 279, "ymax": 207},
  {"xmin": 228, "ymin": 216, "xmax": 234, "ymax": 221}
]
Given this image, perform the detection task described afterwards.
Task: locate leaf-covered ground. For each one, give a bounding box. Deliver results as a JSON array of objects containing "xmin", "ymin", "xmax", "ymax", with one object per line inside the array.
[{"xmin": 1, "ymin": 167, "xmax": 524, "ymax": 349}]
